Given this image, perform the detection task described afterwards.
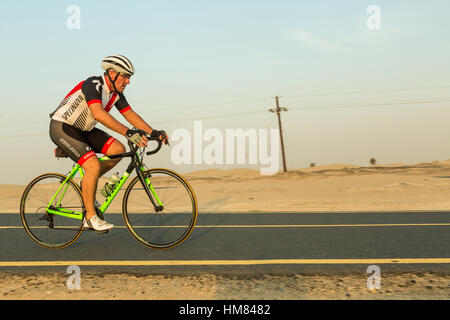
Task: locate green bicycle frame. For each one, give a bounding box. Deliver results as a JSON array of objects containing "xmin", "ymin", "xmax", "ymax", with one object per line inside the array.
[{"xmin": 45, "ymin": 150, "xmax": 163, "ymax": 220}]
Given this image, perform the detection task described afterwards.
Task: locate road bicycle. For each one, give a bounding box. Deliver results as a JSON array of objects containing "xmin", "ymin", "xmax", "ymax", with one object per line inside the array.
[{"xmin": 20, "ymin": 135, "xmax": 198, "ymax": 249}]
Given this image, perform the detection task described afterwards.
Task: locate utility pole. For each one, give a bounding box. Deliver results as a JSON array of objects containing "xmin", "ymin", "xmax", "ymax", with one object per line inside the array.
[{"xmin": 269, "ymin": 96, "xmax": 288, "ymax": 172}]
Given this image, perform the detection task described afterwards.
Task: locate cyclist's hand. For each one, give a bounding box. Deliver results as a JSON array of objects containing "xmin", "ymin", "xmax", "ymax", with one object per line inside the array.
[
  {"xmin": 126, "ymin": 129, "xmax": 148, "ymax": 147},
  {"xmin": 151, "ymin": 130, "xmax": 170, "ymax": 145}
]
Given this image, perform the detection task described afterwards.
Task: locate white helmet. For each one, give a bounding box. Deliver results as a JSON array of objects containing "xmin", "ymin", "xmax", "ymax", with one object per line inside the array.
[{"xmin": 101, "ymin": 55, "xmax": 135, "ymax": 75}]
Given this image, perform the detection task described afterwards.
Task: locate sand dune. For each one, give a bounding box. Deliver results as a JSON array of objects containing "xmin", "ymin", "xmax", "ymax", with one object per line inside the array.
[{"xmin": 5, "ymin": 160, "xmax": 450, "ymax": 213}]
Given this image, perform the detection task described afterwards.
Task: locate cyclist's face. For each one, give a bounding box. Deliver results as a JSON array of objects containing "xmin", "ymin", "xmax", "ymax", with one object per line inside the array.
[{"xmin": 111, "ymin": 71, "xmax": 131, "ymax": 92}]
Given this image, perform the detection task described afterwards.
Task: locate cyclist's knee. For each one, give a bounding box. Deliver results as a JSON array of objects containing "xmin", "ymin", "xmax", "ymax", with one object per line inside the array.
[
  {"xmin": 107, "ymin": 140, "xmax": 126, "ymax": 157},
  {"xmin": 81, "ymin": 156, "xmax": 101, "ymax": 175}
]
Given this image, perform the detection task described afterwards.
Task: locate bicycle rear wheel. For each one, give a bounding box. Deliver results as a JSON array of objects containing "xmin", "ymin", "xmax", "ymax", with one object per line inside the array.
[
  {"xmin": 122, "ymin": 168, "xmax": 198, "ymax": 249},
  {"xmin": 20, "ymin": 173, "xmax": 85, "ymax": 249}
]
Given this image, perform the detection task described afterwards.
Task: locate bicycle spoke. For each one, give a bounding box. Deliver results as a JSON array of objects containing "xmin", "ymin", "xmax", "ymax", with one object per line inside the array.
[
  {"xmin": 123, "ymin": 169, "xmax": 197, "ymax": 249},
  {"xmin": 20, "ymin": 174, "xmax": 85, "ymax": 249}
]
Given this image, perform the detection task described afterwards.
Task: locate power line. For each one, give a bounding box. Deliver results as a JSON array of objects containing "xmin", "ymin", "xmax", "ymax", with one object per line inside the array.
[
  {"xmin": 263, "ymin": 114, "xmax": 277, "ymax": 130},
  {"xmin": 155, "ymin": 109, "xmax": 266, "ymax": 124},
  {"xmin": 0, "ymin": 133, "xmax": 47, "ymax": 140},
  {"xmin": 2, "ymin": 85, "xmax": 450, "ymax": 128},
  {"xmin": 2, "ymin": 96, "xmax": 450, "ymax": 139},
  {"xmin": 288, "ymin": 97, "xmax": 450, "ymax": 112},
  {"xmin": 147, "ymin": 84, "xmax": 450, "ymax": 111},
  {"xmin": 282, "ymin": 85, "xmax": 450, "ymax": 99},
  {"xmin": 143, "ymin": 97, "xmax": 272, "ymax": 112},
  {"xmin": 1, "ymin": 120, "xmax": 48, "ymax": 128}
]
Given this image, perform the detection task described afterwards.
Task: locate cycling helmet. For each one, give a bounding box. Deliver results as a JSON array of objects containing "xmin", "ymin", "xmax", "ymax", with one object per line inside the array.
[{"xmin": 101, "ymin": 55, "xmax": 135, "ymax": 75}]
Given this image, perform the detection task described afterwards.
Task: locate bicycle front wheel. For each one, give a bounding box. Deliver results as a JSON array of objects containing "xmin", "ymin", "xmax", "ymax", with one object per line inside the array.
[
  {"xmin": 122, "ymin": 168, "xmax": 198, "ymax": 249},
  {"xmin": 20, "ymin": 173, "xmax": 85, "ymax": 249}
]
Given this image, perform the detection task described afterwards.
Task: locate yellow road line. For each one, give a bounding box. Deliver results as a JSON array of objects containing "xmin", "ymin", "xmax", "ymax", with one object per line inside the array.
[
  {"xmin": 2, "ymin": 223, "xmax": 450, "ymax": 229},
  {"xmin": 1, "ymin": 258, "xmax": 450, "ymax": 267},
  {"xmin": 194, "ymin": 223, "xmax": 450, "ymax": 228}
]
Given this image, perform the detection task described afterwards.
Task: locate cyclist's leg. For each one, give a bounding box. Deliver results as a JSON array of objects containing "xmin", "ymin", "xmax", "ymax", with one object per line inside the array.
[
  {"xmin": 50, "ymin": 120, "xmax": 107, "ymax": 222},
  {"xmin": 86, "ymin": 129, "xmax": 126, "ymax": 176},
  {"xmin": 79, "ymin": 155, "xmax": 101, "ymax": 220},
  {"xmin": 79, "ymin": 155, "xmax": 114, "ymax": 230},
  {"xmin": 100, "ymin": 139, "xmax": 126, "ymax": 176},
  {"xmin": 49, "ymin": 120, "xmax": 95, "ymax": 164}
]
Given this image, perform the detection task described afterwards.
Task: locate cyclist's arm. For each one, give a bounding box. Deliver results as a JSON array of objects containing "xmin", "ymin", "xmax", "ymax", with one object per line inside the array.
[
  {"xmin": 89, "ymin": 103, "xmax": 129, "ymax": 136},
  {"xmin": 121, "ymin": 108, "xmax": 154, "ymax": 135}
]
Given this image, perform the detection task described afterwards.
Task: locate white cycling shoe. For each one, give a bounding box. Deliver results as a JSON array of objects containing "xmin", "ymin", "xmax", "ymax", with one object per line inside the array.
[{"xmin": 83, "ymin": 215, "xmax": 114, "ymax": 231}]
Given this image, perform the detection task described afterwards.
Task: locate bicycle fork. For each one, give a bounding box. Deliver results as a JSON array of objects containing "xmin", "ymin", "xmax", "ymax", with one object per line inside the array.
[{"xmin": 136, "ymin": 166, "xmax": 164, "ymax": 212}]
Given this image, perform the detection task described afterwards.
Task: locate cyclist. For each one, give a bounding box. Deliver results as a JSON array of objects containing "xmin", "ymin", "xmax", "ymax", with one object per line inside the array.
[{"xmin": 49, "ymin": 55, "xmax": 167, "ymax": 231}]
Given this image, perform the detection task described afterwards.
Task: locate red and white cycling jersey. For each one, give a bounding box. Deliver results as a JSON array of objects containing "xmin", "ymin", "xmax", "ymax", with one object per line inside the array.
[{"xmin": 50, "ymin": 75, "xmax": 131, "ymax": 131}]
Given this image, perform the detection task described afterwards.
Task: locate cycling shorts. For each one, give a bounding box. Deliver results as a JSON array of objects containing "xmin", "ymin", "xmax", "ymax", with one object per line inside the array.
[{"xmin": 49, "ymin": 119, "xmax": 116, "ymax": 165}]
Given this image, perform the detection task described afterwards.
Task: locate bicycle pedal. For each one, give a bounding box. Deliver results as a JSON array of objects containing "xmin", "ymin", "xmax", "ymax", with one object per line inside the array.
[{"xmin": 97, "ymin": 230, "xmax": 109, "ymax": 235}]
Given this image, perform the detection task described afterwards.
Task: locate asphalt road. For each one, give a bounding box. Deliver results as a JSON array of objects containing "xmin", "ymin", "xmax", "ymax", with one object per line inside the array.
[{"xmin": 1, "ymin": 211, "xmax": 450, "ymax": 275}]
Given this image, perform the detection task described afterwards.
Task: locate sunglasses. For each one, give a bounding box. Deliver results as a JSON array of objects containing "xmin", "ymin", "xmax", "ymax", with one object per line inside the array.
[{"xmin": 119, "ymin": 72, "xmax": 131, "ymax": 80}]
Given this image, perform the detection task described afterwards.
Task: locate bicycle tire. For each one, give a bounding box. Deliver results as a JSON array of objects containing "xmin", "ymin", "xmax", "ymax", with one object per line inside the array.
[
  {"xmin": 122, "ymin": 168, "xmax": 198, "ymax": 249},
  {"xmin": 20, "ymin": 173, "xmax": 85, "ymax": 249}
]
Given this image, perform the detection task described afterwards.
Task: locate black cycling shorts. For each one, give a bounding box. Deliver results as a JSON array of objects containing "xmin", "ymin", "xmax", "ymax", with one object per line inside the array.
[{"xmin": 49, "ymin": 120, "xmax": 116, "ymax": 165}]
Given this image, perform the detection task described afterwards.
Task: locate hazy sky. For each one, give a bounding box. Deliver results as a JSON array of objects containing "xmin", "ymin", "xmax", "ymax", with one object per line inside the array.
[{"xmin": 1, "ymin": 1, "xmax": 450, "ymax": 184}]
